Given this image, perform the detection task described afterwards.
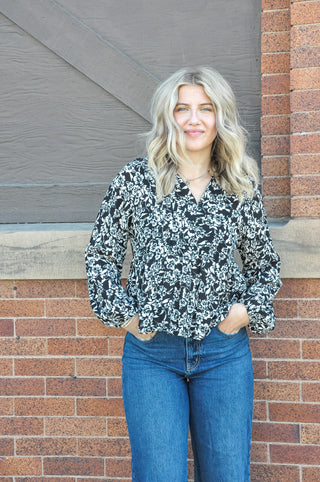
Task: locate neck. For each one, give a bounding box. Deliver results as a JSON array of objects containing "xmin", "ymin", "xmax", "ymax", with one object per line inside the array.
[{"xmin": 177, "ymin": 153, "xmax": 212, "ymax": 178}]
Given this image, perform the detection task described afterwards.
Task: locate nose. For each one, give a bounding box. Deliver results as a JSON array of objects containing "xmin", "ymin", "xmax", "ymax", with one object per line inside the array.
[{"xmin": 189, "ymin": 109, "xmax": 200, "ymax": 124}]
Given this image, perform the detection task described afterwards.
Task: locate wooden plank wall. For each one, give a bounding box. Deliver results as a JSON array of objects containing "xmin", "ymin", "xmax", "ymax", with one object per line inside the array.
[{"xmin": 0, "ymin": 0, "xmax": 260, "ymax": 223}]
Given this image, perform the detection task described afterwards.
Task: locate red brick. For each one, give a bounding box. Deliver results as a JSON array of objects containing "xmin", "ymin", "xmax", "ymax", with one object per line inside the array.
[
  {"xmin": 291, "ymin": 197, "xmax": 320, "ymax": 217},
  {"xmin": 252, "ymin": 421, "xmax": 299, "ymax": 443},
  {"xmin": 262, "ymin": 176, "xmax": 290, "ymax": 196},
  {"xmin": 14, "ymin": 280, "xmax": 75, "ymax": 298},
  {"xmin": 291, "ymin": 2, "xmax": 320, "ymax": 26},
  {"xmin": 45, "ymin": 418, "xmax": 106, "ymax": 437},
  {"xmin": 262, "ymin": 52, "xmax": 290, "ymax": 74},
  {"xmin": 291, "ymin": 176, "xmax": 320, "ymax": 197},
  {"xmin": 253, "ymin": 401, "xmax": 267, "ymax": 421},
  {"xmin": 270, "ymin": 402, "xmax": 320, "ymax": 423},
  {"xmin": 0, "ymin": 338, "xmax": 46, "ymax": 356},
  {"xmin": 0, "ymin": 300, "xmax": 44, "ymax": 317},
  {"xmin": 108, "ymin": 336, "xmax": 124, "ymax": 357},
  {"xmin": 43, "ymin": 457, "xmax": 104, "ymax": 476},
  {"xmin": 0, "ymin": 398, "xmax": 13, "ymax": 415},
  {"xmin": 76, "ymin": 318, "xmax": 117, "ymax": 336},
  {"xmin": 107, "ymin": 418, "xmax": 128, "ymax": 437},
  {"xmin": 261, "ymin": 31, "xmax": 290, "ymax": 53},
  {"xmin": 15, "ymin": 397, "xmax": 75, "ymax": 416},
  {"xmin": 261, "ymin": 136, "xmax": 290, "ymax": 156},
  {"xmin": 269, "ymin": 319, "xmax": 320, "ymax": 338},
  {"xmin": 16, "ymin": 479, "xmax": 74, "ymax": 482},
  {"xmin": 278, "ymin": 278, "xmax": 320, "ymax": 298},
  {"xmin": 252, "ymin": 360, "xmax": 267, "ymax": 379},
  {"xmin": 48, "ymin": 337, "xmax": 108, "ymax": 356},
  {"xmin": 299, "ymin": 300, "xmax": 320, "ymax": 318},
  {"xmin": 261, "ymin": 115, "xmax": 290, "ymax": 135},
  {"xmin": 269, "ymin": 361, "xmax": 320, "ymax": 380},
  {"xmin": 270, "ymin": 444, "xmax": 320, "ymax": 464},
  {"xmin": 291, "ymin": 24, "xmax": 320, "ymax": 48},
  {"xmin": 250, "ymin": 338, "xmax": 300, "ymax": 358},
  {"xmin": 0, "ymin": 281, "xmax": 14, "ymax": 298},
  {"xmin": 250, "ymin": 464, "xmax": 300, "ymax": 482},
  {"xmin": 0, "ymin": 458, "xmax": 42, "ymax": 476},
  {"xmin": 78, "ymin": 438, "xmax": 130, "ymax": 457},
  {"xmin": 263, "ymin": 196, "xmax": 290, "ymax": 217},
  {"xmin": 108, "ymin": 377, "xmax": 122, "ymax": 397},
  {"xmin": 261, "ymin": 156, "xmax": 289, "ymax": 178},
  {"xmin": 301, "ymin": 424, "xmax": 320, "ymax": 444},
  {"xmin": 292, "ymin": 134, "xmax": 320, "ymax": 155},
  {"xmin": 293, "ymin": 114, "xmax": 320, "ymax": 139},
  {"xmin": 302, "ymin": 382, "xmax": 320, "ymax": 401},
  {"xmin": 0, "ymin": 359, "xmax": 12, "ymax": 376},
  {"xmin": 78, "ymin": 480, "xmax": 106, "ymax": 482},
  {"xmin": 261, "ymin": 10, "xmax": 290, "ymax": 32},
  {"xmin": 77, "ymin": 398, "xmax": 125, "ymax": 417},
  {"xmin": 291, "ymin": 46, "xmax": 320, "ymax": 69},
  {"xmin": 0, "ymin": 319, "xmax": 14, "ymax": 337},
  {"xmin": 16, "ymin": 437, "xmax": 77, "ymax": 456},
  {"xmin": 0, "ymin": 378, "xmax": 44, "ymax": 396},
  {"xmin": 291, "ymin": 68, "xmax": 320, "ymax": 90},
  {"xmin": 303, "ymin": 340, "xmax": 320, "ymax": 359},
  {"xmin": 250, "ymin": 442, "xmax": 268, "ymax": 463},
  {"xmin": 76, "ymin": 358, "xmax": 122, "ymax": 377},
  {"xmin": 15, "ymin": 318, "xmax": 76, "ymax": 337},
  {"xmin": 105, "ymin": 458, "xmax": 131, "ymax": 479},
  {"xmin": 46, "ymin": 378, "xmax": 106, "ymax": 397},
  {"xmin": 15, "ymin": 358, "xmax": 74, "ymax": 377},
  {"xmin": 274, "ymin": 299, "xmax": 298, "ymax": 318},
  {"xmin": 291, "ymin": 90, "xmax": 320, "ymax": 112},
  {"xmin": 0, "ymin": 417, "xmax": 43, "ymax": 436},
  {"xmin": 46, "ymin": 299, "xmax": 93, "ymax": 318},
  {"xmin": 262, "ymin": 0, "xmax": 290, "ymax": 10},
  {"xmin": 303, "ymin": 467, "xmax": 320, "ymax": 482},
  {"xmin": 261, "ymin": 94, "xmax": 290, "ymax": 115},
  {"xmin": 254, "ymin": 381, "xmax": 300, "ymax": 401},
  {"xmin": 75, "ymin": 280, "xmax": 89, "ymax": 298},
  {"xmin": 261, "ymin": 74, "xmax": 290, "ymax": 95},
  {"xmin": 0, "ymin": 438, "xmax": 14, "ymax": 456}
]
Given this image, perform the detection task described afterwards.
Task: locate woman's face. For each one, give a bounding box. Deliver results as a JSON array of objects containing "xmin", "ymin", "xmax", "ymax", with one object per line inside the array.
[{"xmin": 173, "ymin": 85, "xmax": 217, "ymax": 160}]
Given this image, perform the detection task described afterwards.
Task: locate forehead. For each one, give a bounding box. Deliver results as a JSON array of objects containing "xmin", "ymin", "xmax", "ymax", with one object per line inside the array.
[{"xmin": 176, "ymin": 84, "xmax": 211, "ymax": 104}]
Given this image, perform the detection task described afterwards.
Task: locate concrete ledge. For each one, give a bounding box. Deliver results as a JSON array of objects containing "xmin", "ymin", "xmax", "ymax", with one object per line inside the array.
[{"xmin": 0, "ymin": 219, "xmax": 319, "ymax": 279}]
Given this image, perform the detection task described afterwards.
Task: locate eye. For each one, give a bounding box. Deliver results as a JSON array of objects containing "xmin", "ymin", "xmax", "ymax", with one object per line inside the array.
[
  {"xmin": 201, "ymin": 107, "xmax": 213, "ymax": 112},
  {"xmin": 175, "ymin": 107, "xmax": 188, "ymax": 112}
]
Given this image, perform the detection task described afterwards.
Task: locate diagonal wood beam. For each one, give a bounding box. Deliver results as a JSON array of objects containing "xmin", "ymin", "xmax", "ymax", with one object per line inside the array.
[{"xmin": 0, "ymin": 0, "xmax": 159, "ymax": 121}]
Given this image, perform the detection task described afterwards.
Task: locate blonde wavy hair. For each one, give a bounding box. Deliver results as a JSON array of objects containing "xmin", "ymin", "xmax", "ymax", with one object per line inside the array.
[{"xmin": 146, "ymin": 67, "xmax": 259, "ymax": 201}]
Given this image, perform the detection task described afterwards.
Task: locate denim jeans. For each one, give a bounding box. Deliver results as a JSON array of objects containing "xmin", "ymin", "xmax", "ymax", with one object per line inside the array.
[{"xmin": 122, "ymin": 326, "xmax": 253, "ymax": 482}]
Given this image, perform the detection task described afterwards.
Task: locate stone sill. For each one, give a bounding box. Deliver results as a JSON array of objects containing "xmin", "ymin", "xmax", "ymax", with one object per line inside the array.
[{"xmin": 0, "ymin": 219, "xmax": 319, "ymax": 280}]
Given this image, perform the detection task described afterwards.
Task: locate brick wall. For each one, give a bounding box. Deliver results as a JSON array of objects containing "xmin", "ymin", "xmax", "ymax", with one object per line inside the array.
[
  {"xmin": 0, "ymin": 1, "xmax": 319, "ymax": 480},
  {"xmin": 1, "ymin": 279, "xmax": 320, "ymax": 480},
  {"xmin": 255, "ymin": 0, "xmax": 320, "ymax": 481},
  {"xmin": 261, "ymin": 0, "xmax": 320, "ymax": 218}
]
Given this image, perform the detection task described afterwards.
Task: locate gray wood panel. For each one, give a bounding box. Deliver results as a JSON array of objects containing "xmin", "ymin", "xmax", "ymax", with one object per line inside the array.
[
  {"xmin": 0, "ymin": 0, "xmax": 260, "ymax": 224},
  {"xmin": 0, "ymin": 185, "xmax": 109, "ymax": 223},
  {"xmin": 0, "ymin": 0, "xmax": 158, "ymax": 120}
]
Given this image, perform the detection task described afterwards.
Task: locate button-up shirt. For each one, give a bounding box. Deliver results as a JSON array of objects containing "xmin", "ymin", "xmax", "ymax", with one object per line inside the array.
[{"xmin": 85, "ymin": 157, "xmax": 282, "ymax": 340}]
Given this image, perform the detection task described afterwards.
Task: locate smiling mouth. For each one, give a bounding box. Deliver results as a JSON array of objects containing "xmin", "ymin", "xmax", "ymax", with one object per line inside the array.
[{"xmin": 185, "ymin": 130, "xmax": 204, "ymax": 137}]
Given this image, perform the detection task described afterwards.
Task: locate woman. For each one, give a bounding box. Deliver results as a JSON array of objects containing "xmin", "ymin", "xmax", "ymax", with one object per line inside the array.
[{"xmin": 85, "ymin": 67, "xmax": 282, "ymax": 482}]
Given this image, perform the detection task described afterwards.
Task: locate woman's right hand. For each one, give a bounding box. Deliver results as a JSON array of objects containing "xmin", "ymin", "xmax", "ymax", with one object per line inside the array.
[{"xmin": 123, "ymin": 313, "xmax": 156, "ymax": 341}]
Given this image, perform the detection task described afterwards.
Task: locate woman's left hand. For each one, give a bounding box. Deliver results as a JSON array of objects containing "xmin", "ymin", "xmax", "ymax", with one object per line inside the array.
[{"xmin": 218, "ymin": 303, "xmax": 250, "ymax": 334}]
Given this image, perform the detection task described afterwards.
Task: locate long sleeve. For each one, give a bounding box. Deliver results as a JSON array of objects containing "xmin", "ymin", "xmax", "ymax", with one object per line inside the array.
[
  {"xmin": 238, "ymin": 188, "xmax": 282, "ymax": 334},
  {"xmin": 85, "ymin": 170, "xmax": 137, "ymax": 327}
]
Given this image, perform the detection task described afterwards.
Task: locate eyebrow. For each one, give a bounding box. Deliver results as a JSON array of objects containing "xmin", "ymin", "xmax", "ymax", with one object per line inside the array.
[{"xmin": 175, "ymin": 102, "xmax": 213, "ymax": 106}]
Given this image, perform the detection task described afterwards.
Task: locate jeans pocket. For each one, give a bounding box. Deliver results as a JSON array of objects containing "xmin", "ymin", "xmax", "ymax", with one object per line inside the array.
[
  {"xmin": 132, "ymin": 331, "xmax": 160, "ymax": 344},
  {"xmin": 214, "ymin": 324, "xmax": 241, "ymax": 338}
]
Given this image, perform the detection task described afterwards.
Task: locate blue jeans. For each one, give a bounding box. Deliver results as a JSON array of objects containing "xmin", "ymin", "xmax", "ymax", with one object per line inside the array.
[{"xmin": 122, "ymin": 326, "xmax": 253, "ymax": 482}]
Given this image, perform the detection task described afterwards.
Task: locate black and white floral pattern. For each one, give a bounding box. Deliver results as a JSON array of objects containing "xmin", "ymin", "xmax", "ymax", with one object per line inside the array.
[{"xmin": 85, "ymin": 157, "xmax": 282, "ymax": 340}]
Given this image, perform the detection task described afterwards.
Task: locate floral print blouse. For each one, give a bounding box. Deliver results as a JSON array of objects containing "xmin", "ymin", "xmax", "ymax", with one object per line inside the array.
[{"xmin": 85, "ymin": 157, "xmax": 282, "ymax": 340}]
